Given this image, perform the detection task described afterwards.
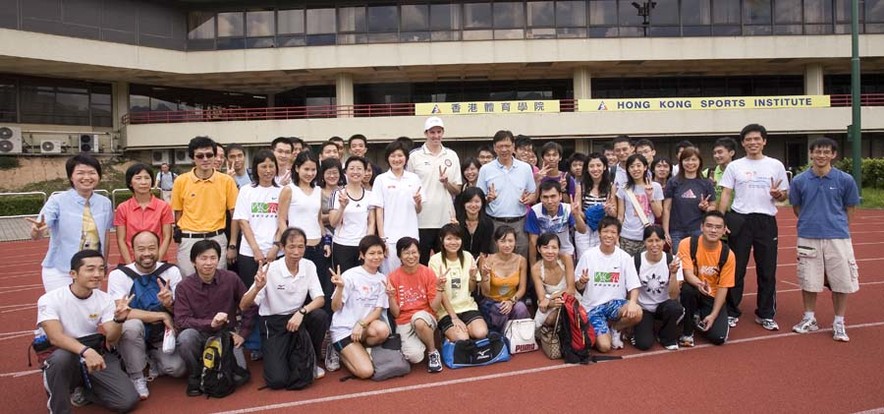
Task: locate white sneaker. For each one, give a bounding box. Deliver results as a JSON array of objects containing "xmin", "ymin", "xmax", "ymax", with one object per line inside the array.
[
  {"xmin": 69, "ymin": 386, "xmax": 90, "ymax": 407},
  {"xmin": 727, "ymin": 316, "xmax": 739, "ymax": 328},
  {"xmin": 792, "ymin": 317, "xmax": 819, "ymax": 334},
  {"xmin": 324, "ymin": 342, "xmax": 340, "ymax": 372},
  {"xmin": 832, "ymin": 321, "xmax": 850, "ymax": 342},
  {"xmin": 313, "ymin": 366, "xmax": 326, "ymax": 379},
  {"xmin": 146, "ymin": 359, "xmax": 160, "ymax": 382},
  {"xmin": 755, "ymin": 317, "xmax": 780, "ymax": 331},
  {"xmin": 664, "ymin": 343, "xmax": 679, "ymax": 351},
  {"xmin": 610, "ymin": 328, "xmax": 624, "ymax": 350},
  {"xmin": 131, "ymin": 376, "xmax": 149, "ymax": 400}
]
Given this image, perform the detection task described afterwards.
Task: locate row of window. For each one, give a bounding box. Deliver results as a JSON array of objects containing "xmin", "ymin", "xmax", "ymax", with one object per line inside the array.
[
  {"xmin": 0, "ymin": 77, "xmax": 111, "ymax": 127},
  {"xmin": 186, "ymin": 0, "xmax": 884, "ymax": 49}
]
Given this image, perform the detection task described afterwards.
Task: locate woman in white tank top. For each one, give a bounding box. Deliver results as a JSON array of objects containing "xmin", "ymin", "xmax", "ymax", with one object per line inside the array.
[{"xmin": 531, "ymin": 233, "xmax": 576, "ymax": 330}]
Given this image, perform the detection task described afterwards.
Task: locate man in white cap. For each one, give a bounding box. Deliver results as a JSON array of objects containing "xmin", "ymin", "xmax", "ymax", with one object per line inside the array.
[{"xmin": 407, "ymin": 116, "xmax": 463, "ymax": 264}]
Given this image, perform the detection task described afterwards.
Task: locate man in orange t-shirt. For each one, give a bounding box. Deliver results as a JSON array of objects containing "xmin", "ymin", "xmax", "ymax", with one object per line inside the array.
[{"xmin": 677, "ymin": 211, "xmax": 735, "ymax": 347}]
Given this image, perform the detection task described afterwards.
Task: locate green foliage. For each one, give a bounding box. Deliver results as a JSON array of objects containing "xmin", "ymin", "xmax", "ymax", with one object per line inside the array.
[
  {"xmin": 0, "ymin": 156, "xmax": 20, "ymax": 170},
  {"xmin": 860, "ymin": 187, "xmax": 884, "ymax": 209},
  {"xmin": 0, "ymin": 194, "xmax": 44, "ymax": 216},
  {"xmin": 834, "ymin": 158, "xmax": 884, "ymax": 189}
]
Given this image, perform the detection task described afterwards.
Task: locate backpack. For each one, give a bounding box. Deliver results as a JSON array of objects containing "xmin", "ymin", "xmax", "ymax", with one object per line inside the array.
[
  {"xmin": 259, "ymin": 315, "xmax": 314, "ymax": 390},
  {"xmin": 558, "ymin": 293, "xmax": 622, "ymax": 365},
  {"xmin": 200, "ymin": 330, "xmax": 250, "ymax": 398},
  {"xmin": 634, "ymin": 252, "xmax": 673, "ymax": 274},
  {"xmin": 688, "ymin": 235, "xmax": 730, "ymax": 277},
  {"xmin": 117, "ymin": 263, "xmax": 174, "ymax": 343}
]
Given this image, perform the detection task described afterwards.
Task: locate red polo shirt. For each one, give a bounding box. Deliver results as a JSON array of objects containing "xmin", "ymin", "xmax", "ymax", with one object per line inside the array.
[{"xmin": 114, "ymin": 195, "xmax": 174, "ymax": 252}]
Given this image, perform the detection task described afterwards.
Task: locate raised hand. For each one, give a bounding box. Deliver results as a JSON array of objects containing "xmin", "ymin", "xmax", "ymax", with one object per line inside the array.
[
  {"xmin": 578, "ymin": 268, "xmax": 590, "ymax": 285},
  {"xmin": 480, "ymin": 255, "xmax": 492, "ymax": 279},
  {"xmin": 469, "ymin": 259, "xmax": 478, "ymax": 280},
  {"xmin": 486, "ymin": 183, "xmax": 498, "ymax": 202},
  {"xmin": 338, "ymin": 188, "xmax": 349, "ymax": 209},
  {"xmin": 519, "ymin": 189, "xmax": 531, "ymax": 205},
  {"xmin": 254, "ymin": 262, "xmax": 269, "ymax": 290},
  {"xmin": 438, "ymin": 165, "xmax": 449, "ymax": 184},
  {"xmin": 413, "ymin": 186, "xmax": 422, "ymax": 207},
  {"xmin": 114, "ymin": 294, "xmax": 134, "ymax": 322},
  {"xmin": 386, "ymin": 279, "xmax": 396, "ymax": 297},
  {"xmin": 329, "ymin": 265, "xmax": 344, "ymax": 288},
  {"xmin": 156, "ymin": 278, "xmax": 173, "ymax": 308},
  {"xmin": 226, "ymin": 159, "xmax": 235, "ymax": 175},
  {"xmin": 25, "ymin": 216, "xmax": 47, "ymax": 239},
  {"xmin": 644, "ymin": 175, "xmax": 655, "ymax": 197},
  {"xmin": 698, "ymin": 194, "xmax": 712, "ymax": 211},
  {"xmin": 535, "ymin": 163, "xmax": 551, "ymax": 182},
  {"xmin": 668, "ymin": 256, "xmax": 681, "ymax": 275},
  {"xmin": 436, "ymin": 268, "xmax": 448, "ymax": 289},
  {"xmin": 278, "ymin": 169, "xmax": 291, "ymax": 186},
  {"xmin": 769, "ymin": 178, "xmax": 784, "ymax": 200}
]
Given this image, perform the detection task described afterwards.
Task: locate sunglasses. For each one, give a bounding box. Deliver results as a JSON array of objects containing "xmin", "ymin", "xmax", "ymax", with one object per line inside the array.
[{"xmin": 193, "ymin": 152, "xmax": 215, "ymax": 160}]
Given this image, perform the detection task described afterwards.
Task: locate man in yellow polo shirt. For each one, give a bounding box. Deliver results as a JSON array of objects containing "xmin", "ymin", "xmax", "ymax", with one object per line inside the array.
[{"xmin": 172, "ymin": 136, "xmax": 238, "ymax": 277}]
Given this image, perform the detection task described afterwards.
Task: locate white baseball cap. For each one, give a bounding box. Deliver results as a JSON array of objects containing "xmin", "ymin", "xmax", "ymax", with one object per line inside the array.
[{"xmin": 424, "ymin": 116, "xmax": 444, "ymax": 131}]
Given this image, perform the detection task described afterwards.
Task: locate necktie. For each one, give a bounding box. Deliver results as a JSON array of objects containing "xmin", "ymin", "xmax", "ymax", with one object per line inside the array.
[{"xmin": 80, "ymin": 198, "xmax": 101, "ymax": 251}]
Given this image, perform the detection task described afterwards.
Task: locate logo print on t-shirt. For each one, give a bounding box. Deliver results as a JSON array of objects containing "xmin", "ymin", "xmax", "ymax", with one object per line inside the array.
[
  {"xmin": 641, "ymin": 272, "xmax": 667, "ymax": 295},
  {"xmin": 593, "ymin": 271, "xmax": 620, "ymax": 285},
  {"xmin": 680, "ymin": 189, "xmax": 697, "ymax": 199}
]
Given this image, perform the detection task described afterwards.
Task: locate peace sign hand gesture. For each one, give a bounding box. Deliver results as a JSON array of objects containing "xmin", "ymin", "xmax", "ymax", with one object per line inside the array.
[
  {"xmin": 338, "ymin": 188, "xmax": 349, "ymax": 209},
  {"xmin": 25, "ymin": 216, "xmax": 47, "ymax": 239},
  {"xmin": 329, "ymin": 265, "xmax": 345, "ymax": 288},
  {"xmin": 114, "ymin": 294, "xmax": 134, "ymax": 322},
  {"xmin": 535, "ymin": 163, "xmax": 551, "ymax": 182},
  {"xmin": 644, "ymin": 175, "xmax": 655, "ymax": 197},
  {"xmin": 438, "ymin": 165, "xmax": 449, "ymax": 184},
  {"xmin": 769, "ymin": 178, "xmax": 784, "ymax": 201},
  {"xmin": 436, "ymin": 268, "xmax": 450, "ymax": 289},
  {"xmin": 156, "ymin": 278, "xmax": 173, "ymax": 308},
  {"xmin": 698, "ymin": 194, "xmax": 712, "ymax": 211},
  {"xmin": 254, "ymin": 262, "xmax": 269, "ymax": 290},
  {"xmin": 226, "ymin": 159, "xmax": 235, "ymax": 175},
  {"xmin": 385, "ymin": 278, "xmax": 396, "ymax": 297},
  {"xmin": 486, "ymin": 183, "xmax": 497, "ymax": 202}
]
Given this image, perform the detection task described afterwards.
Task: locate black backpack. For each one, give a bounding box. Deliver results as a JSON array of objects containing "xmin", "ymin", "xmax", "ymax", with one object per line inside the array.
[
  {"xmin": 259, "ymin": 315, "xmax": 314, "ymax": 390},
  {"xmin": 634, "ymin": 251, "xmax": 673, "ymax": 274},
  {"xmin": 200, "ymin": 330, "xmax": 250, "ymax": 398},
  {"xmin": 688, "ymin": 235, "xmax": 730, "ymax": 277}
]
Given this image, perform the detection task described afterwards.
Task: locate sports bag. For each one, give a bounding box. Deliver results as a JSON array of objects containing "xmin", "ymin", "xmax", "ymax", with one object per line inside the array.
[
  {"xmin": 370, "ymin": 334, "xmax": 411, "ymax": 381},
  {"xmin": 441, "ymin": 332, "xmax": 510, "ymax": 369},
  {"xmin": 504, "ymin": 318, "xmax": 537, "ymax": 354},
  {"xmin": 559, "ymin": 293, "xmax": 621, "ymax": 365},
  {"xmin": 259, "ymin": 315, "xmax": 314, "ymax": 390},
  {"xmin": 200, "ymin": 330, "xmax": 250, "ymax": 398}
]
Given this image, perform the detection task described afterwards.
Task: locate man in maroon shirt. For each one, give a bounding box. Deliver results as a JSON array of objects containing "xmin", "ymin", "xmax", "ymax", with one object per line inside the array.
[{"xmin": 174, "ymin": 239, "xmax": 256, "ymax": 396}]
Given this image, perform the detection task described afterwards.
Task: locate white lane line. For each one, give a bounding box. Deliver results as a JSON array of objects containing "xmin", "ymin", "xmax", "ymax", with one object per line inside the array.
[
  {"xmin": 744, "ymin": 280, "xmax": 884, "ymax": 297},
  {"xmin": 0, "ymin": 274, "xmax": 36, "ymax": 281},
  {"xmin": 0, "ymin": 369, "xmax": 41, "ymax": 379},
  {"xmin": 1, "ymin": 305, "xmax": 37, "ymax": 314},
  {"xmin": 852, "ymin": 408, "xmax": 884, "ymax": 414},
  {"xmin": 0, "ymin": 303, "xmax": 35, "ymax": 310},
  {"xmin": 0, "ymin": 284, "xmax": 42, "ymax": 290},
  {"xmin": 779, "ymin": 230, "xmax": 884, "ymax": 237},
  {"xmin": 778, "ymin": 241, "xmax": 884, "ymax": 250},
  {"xmin": 781, "ymin": 280, "xmax": 800, "ymax": 287},
  {"xmin": 0, "ymin": 287, "xmax": 42, "ymax": 295},
  {"xmin": 0, "ymin": 330, "xmax": 32, "ymax": 336},
  {"xmin": 211, "ymin": 321, "xmax": 884, "ymax": 414},
  {"xmin": 748, "ymin": 257, "xmax": 884, "ymax": 270},
  {"xmin": 0, "ymin": 333, "xmax": 31, "ymax": 342}
]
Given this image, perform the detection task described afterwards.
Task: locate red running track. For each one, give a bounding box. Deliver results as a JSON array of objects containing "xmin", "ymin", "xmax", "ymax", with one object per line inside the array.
[{"xmin": 1, "ymin": 208, "xmax": 883, "ymax": 413}]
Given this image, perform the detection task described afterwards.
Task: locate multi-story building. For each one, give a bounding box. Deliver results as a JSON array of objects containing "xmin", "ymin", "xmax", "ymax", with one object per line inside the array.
[{"xmin": 1, "ymin": 0, "xmax": 883, "ymax": 171}]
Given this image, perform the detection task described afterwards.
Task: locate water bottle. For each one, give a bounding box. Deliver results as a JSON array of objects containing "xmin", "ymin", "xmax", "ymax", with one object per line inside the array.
[{"xmin": 33, "ymin": 328, "xmax": 50, "ymax": 351}]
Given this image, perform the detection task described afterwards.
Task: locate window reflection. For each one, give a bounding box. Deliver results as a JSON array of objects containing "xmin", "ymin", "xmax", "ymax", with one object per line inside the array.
[
  {"xmin": 187, "ymin": 12, "xmax": 215, "ymax": 39},
  {"xmin": 464, "ymin": 3, "xmax": 492, "ymax": 28},
  {"xmin": 430, "ymin": 4, "xmax": 461, "ymax": 30},
  {"xmin": 278, "ymin": 9, "xmax": 305, "ymax": 34},
  {"xmin": 556, "ymin": 1, "xmax": 586, "ymax": 27},
  {"xmin": 307, "ymin": 8, "xmax": 336, "ymax": 34},
  {"xmin": 493, "ymin": 2, "xmax": 525, "ymax": 28},
  {"xmin": 217, "ymin": 12, "xmax": 244, "ymax": 37},
  {"xmin": 368, "ymin": 6, "xmax": 398, "ymax": 32},
  {"xmin": 527, "ymin": 2, "xmax": 554, "ymax": 27},
  {"xmin": 590, "ymin": 1, "xmax": 618, "ymax": 26},
  {"xmin": 402, "ymin": 5, "xmax": 429, "ymax": 31},
  {"xmin": 247, "ymin": 11, "xmax": 274, "ymax": 37},
  {"xmin": 743, "ymin": 0, "xmax": 772, "ymax": 25},
  {"xmin": 713, "ymin": 0, "xmax": 741, "ymax": 24},
  {"xmin": 774, "ymin": 0, "xmax": 802, "ymax": 23},
  {"xmin": 339, "ymin": 7, "xmax": 366, "ymax": 32}
]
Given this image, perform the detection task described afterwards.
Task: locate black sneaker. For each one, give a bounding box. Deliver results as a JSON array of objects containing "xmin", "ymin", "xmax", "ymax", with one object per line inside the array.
[
  {"xmin": 427, "ymin": 350, "xmax": 443, "ymax": 373},
  {"xmin": 186, "ymin": 377, "xmax": 202, "ymax": 397}
]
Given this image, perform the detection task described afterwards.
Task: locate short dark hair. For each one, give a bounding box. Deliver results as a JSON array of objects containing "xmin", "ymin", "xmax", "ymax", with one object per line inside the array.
[
  {"xmin": 740, "ymin": 124, "xmax": 767, "ymax": 141},
  {"xmin": 598, "ymin": 216, "xmax": 621, "ymax": 233},
  {"xmin": 642, "ymin": 224, "xmax": 666, "ymax": 241},
  {"xmin": 535, "ymin": 232, "xmax": 560, "ymax": 252},
  {"xmin": 345, "ymin": 155, "xmax": 368, "ymax": 171},
  {"xmin": 318, "ymin": 158, "xmax": 343, "ymax": 187},
  {"xmin": 809, "ymin": 137, "xmax": 838, "ymax": 153},
  {"xmin": 348, "ymin": 134, "xmax": 368, "ymax": 146},
  {"xmin": 438, "ymin": 223, "xmax": 465, "ymax": 268},
  {"xmin": 477, "ymin": 145, "xmax": 494, "ymax": 155},
  {"xmin": 492, "ymin": 130, "xmax": 515, "ymax": 145},
  {"xmin": 702, "ymin": 210, "xmax": 727, "ymax": 226},
  {"xmin": 187, "ymin": 136, "xmax": 217, "ymax": 159},
  {"xmin": 493, "ymin": 225, "xmax": 517, "ymax": 242},
  {"xmin": 125, "ymin": 163, "xmax": 154, "ymax": 192},
  {"xmin": 603, "ymin": 143, "xmax": 614, "ymax": 151},
  {"xmin": 320, "ymin": 140, "xmax": 338, "ymax": 152},
  {"xmin": 635, "ymin": 138, "xmax": 655, "ymax": 150},
  {"xmin": 612, "ymin": 135, "xmax": 632, "ymax": 147},
  {"xmin": 190, "ymin": 239, "xmax": 221, "ymax": 263},
  {"xmin": 394, "ymin": 136, "xmax": 414, "ymax": 152},
  {"xmin": 625, "ymin": 154, "xmax": 650, "ymax": 189},
  {"xmin": 70, "ymin": 249, "xmax": 104, "ymax": 272},
  {"xmin": 358, "ymin": 235, "xmax": 386, "ymax": 256},
  {"xmin": 514, "ymin": 135, "xmax": 533, "ymax": 150},
  {"xmin": 675, "ymin": 140, "xmax": 695, "ymax": 151},
  {"xmin": 539, "ymin": 180, "xmax": 562, "ymax": 194},
  {"xmin": 329, "ymin": 136, "xmax": 345, "ymax": 146},
  {"xmin": 384, "ymin": 140, "xmax": 411, "ymax": 165},
  {"xmin": 130, "ymin": 230, "xmax": 159, "ymax": 249},
  {"xmin": 540, "ymin": 141, "xmax": 563, "ymax": 157},
  {"xmin": 650, "ymin": 156, "xmax": 673, "ymax": 182},
  {"xmin": 568, "ymin": 152, "xmax": 587, "ymax": 166},
  {"xmin": 280, "ymin": 227, "xmax": 307, "ymax": 246},
  {"xmin": 290, "ymin": 137, "xmax": 305, "ymax": 149},
  {"xmin": 66, "ymin": 154, "xmax": 102, "ymax": 188},
  {"xmin": 249, "ymin": 149, "xmax": 278, "ymax": 187},
  {"xmin": 227, "ymin": 143, "xmax": 245, "ymax": 155},
  {"xmin": 396, "ymin": 237, "xmax": 420, "ymax": 259},
  {"xmin": 271, "ymin": 137, "xmax": 294, "ymax": 152},
  {"xmin": 676, "ymin": 147, "xmax": 704, "ymax": 181},
  {"xmin": 713, "ymin": 137, "xmax": 737, "ymax": 153}
]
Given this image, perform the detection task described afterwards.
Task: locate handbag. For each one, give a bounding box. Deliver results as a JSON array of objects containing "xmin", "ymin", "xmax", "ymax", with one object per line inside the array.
[
  {"xmin": 370, "ymin": 334, "xmax": 411, "ymax": 381},
  {"xmin": 537, "ymin": 310, "xmax": 562, "ymax": 360},
  {"xmin": 504, "ymin": 319, "xmax": 537, "ymax": 354}
]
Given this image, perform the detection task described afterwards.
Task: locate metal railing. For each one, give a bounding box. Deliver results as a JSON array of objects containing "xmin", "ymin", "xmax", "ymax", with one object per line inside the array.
[
  {"xmin": 50, "ymin": 189, "xmax": 110, "ymax": 199},
  {"xmin": 0, "ymin": 191, "xmax": 48, "ymax": 218},
  {"xmin": 121, "ymin": 94, "xmax": 883, "ymax": 125}
]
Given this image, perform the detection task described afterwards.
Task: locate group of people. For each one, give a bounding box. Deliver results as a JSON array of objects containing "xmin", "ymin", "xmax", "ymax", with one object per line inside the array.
[{"xmin": 28, "ymin": 117, "xmax": 860, "ymax": 413}]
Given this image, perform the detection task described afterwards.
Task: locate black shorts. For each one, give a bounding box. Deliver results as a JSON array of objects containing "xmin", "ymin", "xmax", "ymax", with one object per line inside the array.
[
  {"xmin": 333, "ymin": 336, "xmax": 353, "ymax": 353},
  {"xmin": 437, "ymin": 310, "xmax": 484, "ymax": 333}
]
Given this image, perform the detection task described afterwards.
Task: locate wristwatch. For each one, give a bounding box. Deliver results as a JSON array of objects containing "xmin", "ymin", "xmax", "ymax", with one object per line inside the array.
[
  {"xmin": 298, "ymin": 308, "xmax": 307, "ymax": 315},
  {"xmin": 227, "ymin": 244, "xmax": 237, "ymax": 249}
]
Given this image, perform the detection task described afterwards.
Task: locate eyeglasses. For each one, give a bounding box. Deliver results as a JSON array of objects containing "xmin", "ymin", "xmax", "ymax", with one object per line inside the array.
[{"xmin": 193, "ymin": 152, "xmax": 214, "ymax": 160}]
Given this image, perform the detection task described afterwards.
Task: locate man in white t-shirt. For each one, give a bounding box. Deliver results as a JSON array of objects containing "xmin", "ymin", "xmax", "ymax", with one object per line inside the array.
[
  {"xmin": 107, "ymin": 231, "xmax": 185, "ymax": 399},
  {"xmin": 407, "ymin": 116, "xmax": 462, "ymax": 264},
  {"xmin": 38, "ymin": 250, "xmax": 140, "ymax": 413},
  {"xmin": 718, "ymin": 123, "xmax": 788, "ymax": 331},
  {"xmin": 239, "ymin": 227, "xmax": 330, "ymax": 383},
  {"xmin": 575, "ymin": 216, "xmax": 643, "ymax": 353}
]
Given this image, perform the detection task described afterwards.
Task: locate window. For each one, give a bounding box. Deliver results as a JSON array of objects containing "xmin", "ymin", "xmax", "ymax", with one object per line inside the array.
[
  {"xmin": 19, "ymin": 79, "xmax": 110, "ymax": 126},
  {"xmin": 651, "ymin": 0, "xmax": 680, "ymax": 25},
  {"xmin": 0, "ymin": 79, "xmax": 16, "ymax": 123},
  {"xmin": 493, "ymin": 2, "xmax": 525, "ymax": 28},
  {"xmin": 368, "ymin": 5, "xmax": 398, "ymax": 32},
  {"xmin": 339, "ymin": 7, "xmax": 366, "ymax": 32},
  {"xmin": 430, "ymin": 3, "xmax": 461, "ymax": 40},
  {"xmin": 464, "ymin": 3, "xmax": 492, "ymax": 28},
  {"xmin": 187, "ymin": 12, "xmax": 215, "ymax": 39},
  {"xmin": 528, "ymin": 2, "xmax": 555, "ymax": 27},
  {"xmin": 556, "ymin": 1, "xmax": 587, "ymax": 26},
  {"xmin": 589, "ymin": 1, "xmax": 618, "ymax": 26},
  {"xmin": 89, "ymin": 84, "xmax": 112, "ymax": 127},
  {"xmin": 306, "ymin": 8, "xmax": 336, "ymax": 45},
  {"xmin": 246, "ymin": 11, "xmax": 274, "ymax": 37},
  {"xmin": 278, "ymin": 9, "xmax": 305, "ymax": 34},
  {"xmin": 217, "ymin": 12, "xmax": 244, "ymax": 37},
  {"xmin": 619, "ymin": 0, "xmax": 646, "ymax": 26},
  {"xmin": 683, "ymin": 0, "xmax": 712, "ymax": 24},
  {"xmin": 402, "ymin": 5, "xmax": 429, "ymax": 30},
  {"xmin": 743, "ymin": 0, "xmax": 772, "ymax": 24}
]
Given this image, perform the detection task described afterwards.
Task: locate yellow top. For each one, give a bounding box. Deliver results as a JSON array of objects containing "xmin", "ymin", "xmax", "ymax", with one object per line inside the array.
[{"xmin": 171, "ymin": 169, "xmax": 238, "ymax": 232}]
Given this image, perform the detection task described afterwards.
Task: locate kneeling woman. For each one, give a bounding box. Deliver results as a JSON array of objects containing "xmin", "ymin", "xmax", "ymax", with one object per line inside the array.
[
  {"xmin": 239, "ymin": 227, "xmax": 330, "ymax": 386},
  {"xmin": 329, "ymin": 235, "xmax": 391, "ymax": 379},
  {"xmin": 429, "ymin": 223, "xmax": 488, "ymax": 342},
  {"xmin": 478, "ymin": 226, "xmax": 531, "ymax": 333},
  {"xmin": 632, "ymin": 225, "xmax": 684, "ymax": 351},
  {"xmin": 531, "ymin": 233, "xmax": 575, "ymax": 330}
]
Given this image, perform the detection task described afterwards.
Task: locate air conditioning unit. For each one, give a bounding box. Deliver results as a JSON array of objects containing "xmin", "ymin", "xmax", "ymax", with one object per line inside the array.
[
  {"xmin": 0, "ymin": 126, "xmax": 22, "ymax": 154},
  {"xmin": 40, "ymin": 140, "xmax": 64, "ymax": 154},
  {"xmin": 78, "ymin": 134, "xmax": 98, "ymax": 152},
  {"xmin": 173, "ymin": 149, "xmax": 193, "ymax": 165},
  {"xmin": 151, "ymin": 150, "xmax": 170, "ymax": 166}
]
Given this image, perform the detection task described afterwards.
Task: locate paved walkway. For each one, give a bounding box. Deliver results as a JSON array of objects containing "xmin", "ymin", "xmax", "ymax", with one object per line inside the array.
[{"xmin": 0, "ymin": 216, "xmax": 35, "ymax": 242}]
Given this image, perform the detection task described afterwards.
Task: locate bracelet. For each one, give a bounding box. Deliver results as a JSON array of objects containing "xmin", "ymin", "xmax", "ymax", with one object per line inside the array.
[
  {"xmin": 227, "ymin": 244, "xmax": 237, "ymax": 249},
  {"xmin": 113, "ymin": 316, "xmax": 127, "ymax": 324},
  {"xmin": 357, "ymin": 320, "xmax": 368, "ymax": 328},
  {"xmin": 436, "ymin": 288, "xmax": 445, "ymax": 292},
  {"xmin": 79, "ymin": 346, "xmax": 90, "ymax": 357}
]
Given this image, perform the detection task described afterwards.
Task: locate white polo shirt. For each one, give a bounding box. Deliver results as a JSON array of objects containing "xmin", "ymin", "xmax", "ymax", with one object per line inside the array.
[
  {"xmin": 253, "ymin": 258, "xmax": 324, "ymax": 316},
  {"xmin": 407, "ymin": 144, "xmax": 462, "ymax": 229},
  {"xmin": 37, "ymin": 287, "xmax": 115, "ymax": 338},
  {"xmin": 371, "ymin": 170, "xmax": 425, "ymax": 243}
]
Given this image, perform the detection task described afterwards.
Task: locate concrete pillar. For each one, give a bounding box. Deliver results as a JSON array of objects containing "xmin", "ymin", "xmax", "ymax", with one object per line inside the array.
[
  {"xmin": 266, "ymin": 93, "xmax": 276, "ymax": 107},
  {"xmin": 335, "ymin": 73, "xmax": 354, "ymax": 118},
  {"xmin": 572, "ymin": 67, "xmax": 592, "ymax": 100},
  {"xmin": 112, "ymin": 81, "xmax": 130, "ymax": 150},
  {"xmin": 804, "ymin": 64, "xmax": 824, "ymax": 95}
]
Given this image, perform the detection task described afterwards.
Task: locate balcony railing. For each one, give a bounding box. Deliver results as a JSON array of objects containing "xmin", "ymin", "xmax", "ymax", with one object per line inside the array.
[{"xmin": 121, "ymin": 95, "xmax": 881, "ymax": 125}]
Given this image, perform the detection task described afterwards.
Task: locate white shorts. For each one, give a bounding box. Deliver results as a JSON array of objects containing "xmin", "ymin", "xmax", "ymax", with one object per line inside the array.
[
  {"xmin": 396, "ymin": 310, "xmax": 437, "ymax": 363},
  {"xmin": 796, "ymin": 237, "xmax": 859, "ymax": 294},
  {"xmin": 42, "ymin": 267, "xmax": 71, "ymax": 293}
]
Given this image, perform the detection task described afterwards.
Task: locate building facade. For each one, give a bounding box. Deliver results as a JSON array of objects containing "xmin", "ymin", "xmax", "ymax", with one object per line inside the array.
[{"xmin": 1, "ymin": 0, "xmax": 883, "ymax": 170}]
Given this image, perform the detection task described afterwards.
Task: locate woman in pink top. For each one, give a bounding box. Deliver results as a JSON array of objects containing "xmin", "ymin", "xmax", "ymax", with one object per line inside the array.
[{"xmin": 114, "ymin": 163, "xmax": 174, "ymax": 264}]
